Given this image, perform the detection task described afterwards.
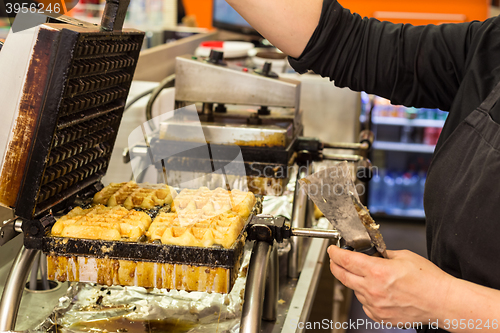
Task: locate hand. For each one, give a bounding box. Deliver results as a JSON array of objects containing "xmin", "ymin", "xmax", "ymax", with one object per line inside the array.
[{"xmin": 327, "ymin": 245, "xmax": 455, "ymax": 326}]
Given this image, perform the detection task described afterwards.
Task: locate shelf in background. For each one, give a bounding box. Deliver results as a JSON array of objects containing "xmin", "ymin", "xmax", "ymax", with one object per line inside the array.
[
  {"xmin": 361, "ymin": 115, "xmax": 445, "ymax": 128},
  {"xmin": 373, "ymin": 141, "xmax": 436, "ymax": 153}
]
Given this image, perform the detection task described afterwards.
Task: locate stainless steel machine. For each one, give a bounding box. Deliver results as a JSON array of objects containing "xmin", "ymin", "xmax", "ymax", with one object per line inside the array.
[
  {"xmin": 0, "ymin": 4, "xmax": 374, "ymax": 332},
  {"xmin": 124, "ymin": 49, "xmax": 375, "ymax": 332}
]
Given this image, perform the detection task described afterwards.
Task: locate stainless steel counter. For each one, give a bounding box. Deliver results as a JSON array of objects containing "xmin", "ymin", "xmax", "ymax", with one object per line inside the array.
[{"xmin": 263, "ymin": 218, "xmax": 333, "ymax": 333}]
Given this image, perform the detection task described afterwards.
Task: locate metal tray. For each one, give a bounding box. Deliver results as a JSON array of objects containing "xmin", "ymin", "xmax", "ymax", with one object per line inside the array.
[{"xmin": 24, "ymin": 197, "xmax": 262, "ymax": 269}]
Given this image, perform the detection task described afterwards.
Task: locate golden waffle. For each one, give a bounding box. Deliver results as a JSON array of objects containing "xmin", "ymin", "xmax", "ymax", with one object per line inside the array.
[
  {"xmin": 148, "ymin": 211, "xmax": 245, "ymax": 248},
  {"xmin": 51, "ymin": 205, "xmax": 152, "ymax": 241},
  {"xmin": 171, "ymin": 187, "xmax": 255, "ymax": 218},
  {"xmin": 149, "ymin": 187, "xmax": 255, "ymax": 249},
  {"xmin": 92, "ymin": 181, "xmax": 175, "ymax": 210}
]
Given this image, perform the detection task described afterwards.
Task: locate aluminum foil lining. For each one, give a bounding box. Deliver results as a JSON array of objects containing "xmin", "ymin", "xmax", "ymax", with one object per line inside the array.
[
  {"xmin": 262, "ymin": 196, "xmax": 293, "ymax": 220},
  {"xmin": 30, "ymin": 248, "xmax": 252, "ymax": 333}
]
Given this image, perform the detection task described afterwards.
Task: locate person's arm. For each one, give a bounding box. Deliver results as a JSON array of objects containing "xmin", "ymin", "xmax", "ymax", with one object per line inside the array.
[
  {"xmin": 228, "ymin": 0, "xmax": 485, "ymax": 111},
  {"xmin": 328, "ymin": 246, "xmax": 500, "ymax": 332},
  {"xmin": 225, "ymin": 0, "xmax": 323, "ymax": 58}
]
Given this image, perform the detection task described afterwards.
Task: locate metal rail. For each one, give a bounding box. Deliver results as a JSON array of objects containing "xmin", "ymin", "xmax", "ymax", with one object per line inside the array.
[
  {"xmin": 0, "ymin": 246, "xmax": 38, "ymax": 331},
  {"xmin": 288, "ymin": 164, "xmax": 312, "ymax": 278},
  {"xmin": 262, "ymin": 244, "xmax": 278, "ymax": 321},
  {"xmin": 240, "ymin": 241, "xmax": 272, "ymax": 333}
]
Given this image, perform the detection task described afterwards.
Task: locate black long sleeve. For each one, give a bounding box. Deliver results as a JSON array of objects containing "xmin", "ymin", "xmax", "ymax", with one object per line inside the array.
[{"xmin": 288, "ymin": 0, "xmax": 482, "ymax": 111}]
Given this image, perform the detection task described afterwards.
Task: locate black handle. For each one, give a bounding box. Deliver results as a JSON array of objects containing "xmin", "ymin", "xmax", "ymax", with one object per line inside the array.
[
  {"xmin": 101, "ymin": 0, "xmax": 130, "ymax": 31},
  {"xmin": 340, "ymin": 239, "xmax": 382, "ymax": 257}
]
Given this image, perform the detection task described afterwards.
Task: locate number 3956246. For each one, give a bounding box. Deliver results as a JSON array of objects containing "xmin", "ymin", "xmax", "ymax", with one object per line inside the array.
[{"xmin": 5, "ymin": 2, "xmax": 61, "ymax": 14}]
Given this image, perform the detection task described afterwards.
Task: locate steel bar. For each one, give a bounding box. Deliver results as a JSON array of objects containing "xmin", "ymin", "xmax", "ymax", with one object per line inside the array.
[
  {"xmin": 292, "ymin": 228, "xmax": 341, "ymax": 240},
  {"xmin": 240, "ymin": 241, "xmax": 272, "ymax": 333},
  {"xmin": 39, "ymin": 253, "xmax": 50, "ymax": 290},
  {"xmin": 323, "ymin": 142, "xmax": 369, "ymax": 150},
  {"xmin": 0, "ymin": 246, "xmax": 38, "ymax": 331},
  {"xmin": 322, "ymin": 154, "xmax": 364, "ymax": 162},
  {"xmin": 262, "ymin": 243, "xmax": 278, "ymax": 321},
  {"xmin": 282, "ymin": 219, "xmax": 334, "ymax": 332},
  {"xmin": 288, "ymin": 164, "xmax": 312, "ymax": 278},
  {"xmin": 29, "ymin": 251, "xmax": 41, "ymax": 290}
]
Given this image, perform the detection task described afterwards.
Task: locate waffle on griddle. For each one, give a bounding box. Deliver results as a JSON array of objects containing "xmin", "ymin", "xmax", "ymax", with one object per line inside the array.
[
  {"xmin": 51, "ymin": 205, "xmax": 152, "ymax": 241},
  {"xmin": 148, "ymin": 211, "xmax": 245, "ymax": 248},
  {"xmin": 172, "ymin": 187, "xmax": 255, "ymax": 218},
  {"xmin": 46, "ymin": 186, "xmax": 255, "ymax": 292},
  {"xmin": 149, "ymin": 187, "xmax": 256, "ymax": 248},
  {"xmin": 92, "ymin": 181, "xmax": 175, "ymax": 209}
]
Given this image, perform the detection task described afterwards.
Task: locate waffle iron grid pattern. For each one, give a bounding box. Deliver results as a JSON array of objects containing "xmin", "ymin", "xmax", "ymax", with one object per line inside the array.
[{"xmin": 32, "ymin": 32, "xmax": 144, "ymax": 217}]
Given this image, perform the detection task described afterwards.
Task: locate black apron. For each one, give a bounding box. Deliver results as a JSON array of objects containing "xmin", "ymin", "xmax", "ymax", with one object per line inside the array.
[{"xmin": 421, "ymin": 82, "xmax": 500, "ymax": 332}]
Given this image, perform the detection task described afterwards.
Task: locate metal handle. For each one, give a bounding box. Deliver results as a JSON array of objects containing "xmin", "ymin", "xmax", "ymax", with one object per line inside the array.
[
  {"xmin": 100, "ymin": 0, "xmax": 130, "ymax": 31},
  {"xmin": 322, "ymin": 153, "xmax": 365, "ymax": 162},
  {"xmin": 341, "ymin": 244, "xmax": 384, "ymax": 257},
  {"xmin": 291, "ymin": 228, "xmax": 340, "ymax": 240},
  {"xmin": 322, "ymin": 130, "xmax": 374, "ymax": 151},
  {"xmin": 323, "ymin": 142, "xmax": 369, "ymax": 150}
]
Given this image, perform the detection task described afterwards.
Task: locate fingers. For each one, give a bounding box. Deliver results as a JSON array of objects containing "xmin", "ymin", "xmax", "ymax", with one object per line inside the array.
[
  {"xmin": 330, "ymin": 257, "xmax": 365, "ymax": 290},
  {"xmin": 386, "ymin": 249, "xmax": 397, "ymax": 259},
  {"xmin": 328, "ymin": 245, "xmax": 378, "ymax": 277},
  {"xmin": 354, "ymin": 290, "xmax": 367, "ymax": 305}
]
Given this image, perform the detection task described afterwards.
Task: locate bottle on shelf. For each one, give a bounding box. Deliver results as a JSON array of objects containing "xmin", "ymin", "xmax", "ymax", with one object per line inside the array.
[
  {"xmin": 382, "ymin": 171, "xmax": 396, "ymax": 214},
  {"xmin": 368, "ymin": 168, "xmax": 427, "ymax": 217},
  {"xmin": 423, "ymin": 127, "xmax": 441, "ymax": 146},
  {"xmin": 401, "ymin": 172, "xmax": 414, "ymax": 210},
  {"xmin": 368, "ymin": 169, "xmax": 384, "ymax": 213},
  {"xmin": 400, "ymin": 125, "xmax": 413, "ymax": 143},
  {"xmin": 393, "ymin": 173, "xmax": 404, "ymax": 212}
]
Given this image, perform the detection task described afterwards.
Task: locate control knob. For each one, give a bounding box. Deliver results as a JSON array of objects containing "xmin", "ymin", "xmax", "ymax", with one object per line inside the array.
[
  {"xmin": 207, "ymin": 50, "xmax": 226, "ymax": 66},
  {"xmin": 255, "ymin": 62, "xmax": 279, "ymax": 78}
]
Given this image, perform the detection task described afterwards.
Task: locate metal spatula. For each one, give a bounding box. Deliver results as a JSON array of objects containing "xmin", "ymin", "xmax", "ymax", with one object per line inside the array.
[{"xmin": 299, "ymin": 161, "xmax": 388, "ymax": 258}]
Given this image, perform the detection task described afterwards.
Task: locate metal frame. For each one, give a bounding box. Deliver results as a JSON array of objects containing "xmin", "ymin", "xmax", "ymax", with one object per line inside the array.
[
  {"xmin": 288, "ymin": 163, "xmax": 313, "ymax": 278},
  {"xmin": 0, "ymin": 246, "xmax": 38, "ymax": 331}
]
